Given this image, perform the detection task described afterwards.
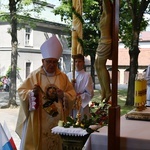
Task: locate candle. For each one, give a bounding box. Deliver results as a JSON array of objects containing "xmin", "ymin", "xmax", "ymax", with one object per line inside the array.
[
  {"xmin": 134, "ymin": 80, "xmax": 143, "ymax": 105},
  {"xmin": 58, "ymin": 120, "xmax": 64, "ymax": 127}
]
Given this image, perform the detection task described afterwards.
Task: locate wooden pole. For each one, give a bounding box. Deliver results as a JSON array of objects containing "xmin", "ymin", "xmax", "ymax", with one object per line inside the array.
[
  {"xmin": 71, "ymin": 0, "xmax": 83, "ymax": 80},
  {"xmin": 108, "ymin": 0, "xmax": 120, "ymax": 150},
  {"xmin": 72, "ymin": 0, "xmax": 83, "ymax": 55},
  {"xmin": 71, "ymin": 0, "xmax": 83, "ymax": 121}
]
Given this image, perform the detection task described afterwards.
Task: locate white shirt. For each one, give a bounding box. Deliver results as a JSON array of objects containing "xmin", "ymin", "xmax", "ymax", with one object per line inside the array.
[{"xmin": 67, "ymin": 69, "xmax": 94, "ymax": 108}]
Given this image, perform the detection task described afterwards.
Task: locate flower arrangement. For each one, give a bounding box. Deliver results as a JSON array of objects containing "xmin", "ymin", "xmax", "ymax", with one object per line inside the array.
[
  {"xmin": 63, "ymin": 101, "xmax": 111, "ymax": 134},
  {"xmin": 90, "ymin": 101, "xmax": 110, "ymax": 126}
]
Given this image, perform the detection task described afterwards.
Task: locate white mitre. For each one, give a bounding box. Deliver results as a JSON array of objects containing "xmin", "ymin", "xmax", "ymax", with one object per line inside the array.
[{"xmin": 40, "ymin": 35, "xmax": 63, "ymax": 59}]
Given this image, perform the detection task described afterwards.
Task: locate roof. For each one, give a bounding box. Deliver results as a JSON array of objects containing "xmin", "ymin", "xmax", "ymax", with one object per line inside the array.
[
  {"xmin": 107, "ymin": 47, "xmax": 150, "ymax": 67},
  {"xmin": 106, "ymin": 31, "xmax": 150, "ymax": 67},
  {"xmin": 140, "ymin": 31, "xmax": 150, "ymax": 41}
]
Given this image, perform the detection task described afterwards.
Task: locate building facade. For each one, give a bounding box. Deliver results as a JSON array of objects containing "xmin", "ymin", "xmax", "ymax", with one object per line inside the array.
[
  {"xmin": 0, "ymin": 1, "xmax": 150, "ymax": 86},
  {"xmin": 0, "ymin": 0, "xmax": 72, "ymax": 88}
]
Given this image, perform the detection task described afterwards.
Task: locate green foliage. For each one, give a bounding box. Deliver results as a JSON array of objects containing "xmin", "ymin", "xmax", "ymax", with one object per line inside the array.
[
  {"xmin": 53, "ymin": 0, "xmax": 72, "ymax": 24},
  {"xmin": 92, "ymin": 89, "xmax": 134, "ymax": 116},
  {"xmin": 0, "ymin": 0, "xmax": 47, "ymax": 29},
  {"xmin": 119, "ymin": 0, "xmax": 150, "ymax": 105},
  {"xmin": 54, "ymin": 0, "xmax": 150, "ymax": 106},
  {"xmin": 0, "ymin": 81, "xmax": 3, "ymax": 87},
  {"xmin": 6, "ymin": 67, "xmax": 11, "ymax": 77},
  {"xmin": 53, "ymin": 0, "xmax": 100, "ymax": 57},
  {"xmin": 118, "ymin": 89, "xmax": 134, "ymax": 115},
  {"xmin": 119, "ymin": 2, "xmax": 132, "ymax": 48},
  {"xmin": 54, "ymin": 0, "xmax": 150, "ymax": 65},
  {"xmin": 0, "ymin": 76, "xmax": 3, "ymax": 88},
  {"xmin": 4, "ymin": 66, "xmax": 21, "ymax": 78},
  {"xmin": 82, "ymin": 0, "xmax": 100, "ymax": 57},
  {"xmin": 63, "ymin": 101, "xmax": 110, "ymax": 134},
  {"xmin": 90, "ymin": 102, "xmax": 110, "ymax": 126},
  {"xmin": 119, "ymin": 0, "xmax": 150, "ymax": 49}
]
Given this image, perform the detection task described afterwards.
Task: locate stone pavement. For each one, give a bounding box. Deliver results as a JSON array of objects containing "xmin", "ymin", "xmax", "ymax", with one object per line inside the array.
[
  {"xmin": 0, "ymin": 108, "xmax": 20, "ymax": 149},
  {"xmin": 0, "ymin": 92, "xmax": 20, "ymax": 149}
]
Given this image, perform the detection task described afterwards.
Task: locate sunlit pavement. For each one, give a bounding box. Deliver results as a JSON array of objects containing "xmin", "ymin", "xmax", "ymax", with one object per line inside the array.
[{"xmin": 0, "ymin": 108, "xmax": 21, "ymax": 149}]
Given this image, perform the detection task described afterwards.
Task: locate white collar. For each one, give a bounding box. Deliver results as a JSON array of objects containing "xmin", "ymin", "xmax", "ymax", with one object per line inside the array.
[{"xmin": 75, "ymin": 69, "xmax": 84, "ymax": 73}]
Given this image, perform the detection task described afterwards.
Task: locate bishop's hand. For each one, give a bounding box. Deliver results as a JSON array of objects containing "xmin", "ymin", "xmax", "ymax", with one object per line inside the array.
[
  {"xmin": 29, "ymin": 84, "xmax": 40, "ymax": 111},
  {"xmin": 56, "ymin": 88, "xmax": 64, "ymax": 99}
]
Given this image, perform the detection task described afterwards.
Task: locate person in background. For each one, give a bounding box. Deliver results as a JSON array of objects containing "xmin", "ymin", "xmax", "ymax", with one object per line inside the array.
[
  {"xmin": 2, "ymin": 76, "xmax": 8, "ymax": 92},
  {"xmin": 6, "ymin": 76, "xmax": 11, "ymax": 91},
  {"xmin": 15, "ymin": 35, "xmax": 76, "ymax": 150},
  {"xmin": 94, "ymin": 0, "xmax": 112, "ymax": 103},
  {"xmin": 145, "ymin": 65, "xmax": 150, "ymax": 106},
  {"xmin": 67, "ymin": 54, "xmax": 94, "ymax": 119}
]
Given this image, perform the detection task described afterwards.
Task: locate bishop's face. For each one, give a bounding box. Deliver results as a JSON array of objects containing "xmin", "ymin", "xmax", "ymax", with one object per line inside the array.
[{"xmin": 42, "ymin": 58, "xmax": 58, "ymax": 73}]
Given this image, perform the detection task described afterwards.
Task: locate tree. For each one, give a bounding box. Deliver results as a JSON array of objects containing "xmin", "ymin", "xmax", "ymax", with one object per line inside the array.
[
  {"xmin": 55, "ymin": 0, "xmax": 150, "ymax": 106},
  {"xmin": 0, "ymin": 0, "xmax": 47, "ymax": 107},
  {"xmin": 53, "ymin": 0, "xmax": 100, "ymax": 85},
  {"xmin": 82, "ymin": 0, "xmax": 101, "ymax": 86},
  {"xmin": 119, "ymin": 0, "xmax": 150, "ymax": 105},
  {"xmin": 9, "ymin": 0, "xmax": 18, "ymax": 107}
]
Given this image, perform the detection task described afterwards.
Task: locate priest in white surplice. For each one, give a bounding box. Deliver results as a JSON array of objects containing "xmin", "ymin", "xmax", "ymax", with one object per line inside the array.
[{"xmin": 67, "ymin": 54, "xmax": 94, "ymax": 119}]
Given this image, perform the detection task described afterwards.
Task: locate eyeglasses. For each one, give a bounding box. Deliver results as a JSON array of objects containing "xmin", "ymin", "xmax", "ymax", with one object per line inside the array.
[{"xmin": 44, "ymin": 59, "xmax": 58, "ymax": 65}]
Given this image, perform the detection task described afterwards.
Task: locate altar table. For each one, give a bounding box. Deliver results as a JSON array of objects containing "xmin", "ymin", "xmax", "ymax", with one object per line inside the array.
[{"xmin": 83, "ymin": 108, "xmax": 150, "ymax": 150}]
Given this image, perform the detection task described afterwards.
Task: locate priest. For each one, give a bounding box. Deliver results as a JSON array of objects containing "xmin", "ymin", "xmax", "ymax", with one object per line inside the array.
[{"xmin": 15, "ymin": 35, "xmax": 76, "ymax": 150}]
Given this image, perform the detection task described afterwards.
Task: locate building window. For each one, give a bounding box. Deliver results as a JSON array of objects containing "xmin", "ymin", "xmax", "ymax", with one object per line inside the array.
[
  {"xmin": 26, "ymin": 62, "xmax": 31, "ymax": 78},
  {"xmin": 25, "ymin": 27, "xmax": 33, "ymax": 46}
]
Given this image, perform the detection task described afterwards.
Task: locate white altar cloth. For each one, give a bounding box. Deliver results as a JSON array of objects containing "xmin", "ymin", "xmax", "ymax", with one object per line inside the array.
[
  {"xmin": 52, "ymin": 126, "xmax": 88, "ymax": 136},
  {"xmin": 83, "ymin": 109, "xmax": 150, "ymax": 150}
]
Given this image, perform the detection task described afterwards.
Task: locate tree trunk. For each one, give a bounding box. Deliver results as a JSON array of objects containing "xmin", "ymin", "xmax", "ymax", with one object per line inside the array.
[
  {"xmin": 126, "ymin": 46, "xmax": 140, "ymax": 106},
  {"xmin": 125, "ymin": 0, "xmax": 150, "ymax": 106},
  {"xmin": 90, "ymin": 54, "xmax": 95, "ymax": 89},
  {"xmin": 9, "ymin": 0, "xmax": 18, "ymax": 107}
]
